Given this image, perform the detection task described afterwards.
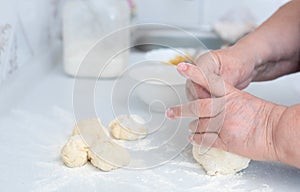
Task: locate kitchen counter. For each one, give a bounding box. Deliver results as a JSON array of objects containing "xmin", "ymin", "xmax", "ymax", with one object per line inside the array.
[{"xmin": 0, "ymin": 50, "xmax": 300, "ymax": 192}]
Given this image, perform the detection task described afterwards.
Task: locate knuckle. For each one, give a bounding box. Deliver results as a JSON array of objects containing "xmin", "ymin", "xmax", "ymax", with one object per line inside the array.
[{"xmin": 192, "ymin": 100, "xmax": 202, "ymax": 116}]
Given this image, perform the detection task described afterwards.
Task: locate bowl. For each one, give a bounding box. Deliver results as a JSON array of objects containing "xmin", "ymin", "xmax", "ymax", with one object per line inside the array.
[
  {"xmin": 145, "ymin": 48, "xmax": 196, "ymax": 65},
  {"xmin": 129, "ymin": 62, "xmax": 187, "ymax": 112}
]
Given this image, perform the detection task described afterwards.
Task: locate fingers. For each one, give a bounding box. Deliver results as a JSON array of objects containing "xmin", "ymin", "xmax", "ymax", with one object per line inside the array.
[
  {"xmin": 190, "ymin": 133, "xmax": 227, "ymax": 152},
  {"xmin": 188, "ymin": 119, "xmax": 199, "ymax": 133},
  {"xmin": 190, "ymin": 116, "xmax": 227, "ymax": 152},
  {"xmin": 188, "ymin": 117, "xmax": 227, "ymax": 152},
  {"xmin": 189, "ymin": 117, "xmax": 222, "ymax": 134},
  {"xmin": 166, "ymin": 97, "xmax": 225, "ymax": 119},
  {"xmin": 186, "ymin": 79, "xmax": 211, "ymax": 100},
  {"xmin": 177, "ymin": 62, "xmax": 233, "ymax": 97},
  {"xmin": 190, "ymin": 133, "xmax": 219, "ymax": 151}
]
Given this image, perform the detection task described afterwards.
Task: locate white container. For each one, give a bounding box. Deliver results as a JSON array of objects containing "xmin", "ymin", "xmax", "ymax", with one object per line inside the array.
[
  {"xmin": 129, "ymin": 63, "xmax": 187, "ymax": 112},
  {"xmin": 63, "ymin": 0, "xmax": 130, "ymax": 78}
]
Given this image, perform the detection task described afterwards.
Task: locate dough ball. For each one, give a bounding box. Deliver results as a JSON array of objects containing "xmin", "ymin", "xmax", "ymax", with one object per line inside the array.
[
  {"xmin": 109, "ymin": 114, "xmax": 147, "ymax": 141},
  {"xmin": 75, "ymin": 118, "xmax": 111, "ymax": 146},
  {"xmin": 61, "ymin": 135, "xmax": 89, "ymax": 168},
  {"xmin": 78, "ymin": 118, "xmax": 131, "ymax": 171},
  {"xmin": 88, "ymin": 140, "xmax": 131, "ymax": 171},
  {"xmin": 192, "ymin": 145, "xmax": 250, "ymax": 176}
]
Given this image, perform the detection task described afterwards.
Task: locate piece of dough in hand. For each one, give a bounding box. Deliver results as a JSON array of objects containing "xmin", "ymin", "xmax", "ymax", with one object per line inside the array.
[
  {"xmin": 109, "ymin": 115, "xmax": 147, "ymax": 141},
  {"xmin": 192, "ymin": 145, "xmax": 250, "ymax": 176},
  {"xmin": 61, "ymin": 135, "xmax": 89, "ymax": 168}
]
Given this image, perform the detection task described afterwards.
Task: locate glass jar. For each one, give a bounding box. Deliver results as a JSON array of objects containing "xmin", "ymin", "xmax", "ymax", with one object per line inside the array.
[{"xmin": 63, "ymin": 0, "xmax": 130, "ymax": 78}]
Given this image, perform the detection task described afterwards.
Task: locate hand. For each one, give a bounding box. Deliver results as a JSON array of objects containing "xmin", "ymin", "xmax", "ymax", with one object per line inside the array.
[
  {"xmin": 186, "ymin": 48, "xmax": 257, "ymax": 100},
  {"xmin": 167, "ymin": 63, "xmax": 286, "ymax": 161},
  {"xmin": 187, "ymin": 0, "xmax": 300, "ymax": 101}
]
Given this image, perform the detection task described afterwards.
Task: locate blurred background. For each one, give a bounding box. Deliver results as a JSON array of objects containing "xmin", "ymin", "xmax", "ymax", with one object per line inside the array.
[
  {"xmin": 0, "ymin": 0, "xmax": 289, "ymax": 113},
  {"xmin": 0, "ymin": 0, "xmax": 288, "ymax": 84},
  {"xmin": 2, "ymin": 1, "xmax": 300, "ymax": 191}
]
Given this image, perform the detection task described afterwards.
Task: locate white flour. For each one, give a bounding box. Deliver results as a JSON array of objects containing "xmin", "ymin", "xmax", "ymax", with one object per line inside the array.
[{"xmin": 0, "ymin": 106, "xmax": 291, "ymax": 192}]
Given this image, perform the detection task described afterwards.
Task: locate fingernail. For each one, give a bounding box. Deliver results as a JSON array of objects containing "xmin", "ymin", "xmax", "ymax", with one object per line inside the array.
[
  {"xmin": 177, "ymin": 62, "xmax": 188, "ymax": 71},
  {"xmin": 166, "ymin": 108, "xmax": 175, "ymax": 119}
]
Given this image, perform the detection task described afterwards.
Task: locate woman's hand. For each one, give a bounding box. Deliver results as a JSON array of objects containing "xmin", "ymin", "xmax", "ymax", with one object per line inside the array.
[
  {"xmin": 172, "ymin": 0, "xmax": 300, "ymax": 167},
  {"xmin": 167, "ymin": 62, "xmax": 286, "ymax": 161},
  {"xmin": 186, "ymin": 48, "xmax": 256, "ymax": 100},
  {"xmin": 187, "ymin": 0, "xmax": 300, "ymax": 101}
]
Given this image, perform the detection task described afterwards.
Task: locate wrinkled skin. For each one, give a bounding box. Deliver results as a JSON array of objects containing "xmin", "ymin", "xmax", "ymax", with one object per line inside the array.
[
  {"xmin": 167, "ymin": 63, "xmax": 286, "ymax": 161},
  {"xmin": 185, "ymin": 49, "xmax": 255, "ymax": 100},
  {"xmin": 167, "ymin": 0, "xmax": 300, "ymax": 168}
]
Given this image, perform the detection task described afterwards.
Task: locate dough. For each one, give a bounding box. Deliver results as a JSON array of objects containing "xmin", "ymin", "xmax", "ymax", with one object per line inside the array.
[
  {"xmin": 61, "ymin": 135, "xmax": 89, "ymax": 168},
  {"xmin": 88, "ymin": 140, "xmax": 131, "ymax": 171},
  {"xmin": 109, "ymin": 114, "xmax": 147, "ymax": 141},
  {"xmin": 192, "ymin": 145, "xmax": 250, "ymax": 176},
  {"xmin": 61, "ymin": 118, "xmax": 131, "ymax": 171},
  {"xmin": 80, "ymin": 118, "xmax": 131, "ymax": 171}
]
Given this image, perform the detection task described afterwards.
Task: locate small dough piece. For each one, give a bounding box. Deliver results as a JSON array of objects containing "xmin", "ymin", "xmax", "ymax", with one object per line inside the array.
[
  {"xmin": 61, "ymin": 135, "xmax": 89, "ymax": 168},
  {"xmin": 109, "ymin": 114, "xmax": 147, "ymax": 140},
  {"xmin": 192, "ymin": 145, "xmax": 250, "ymax": 176},
  {"xmin": 61, "ymin": 118, "xmax": 131, "ymax": 171},
  {"xmin": 88, "ymin": 140, "xmax": 131, "ymax": 171}
]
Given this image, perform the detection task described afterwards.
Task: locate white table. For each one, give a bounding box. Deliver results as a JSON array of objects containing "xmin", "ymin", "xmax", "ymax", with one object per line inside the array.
[{"xmin": 0, "ymin": 51, "xmax": 300, "ymax": 192}]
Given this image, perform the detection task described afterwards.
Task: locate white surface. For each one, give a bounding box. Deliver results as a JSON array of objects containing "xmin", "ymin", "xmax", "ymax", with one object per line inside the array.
[
  {"xmin": 0, "ymin": 51, "xmax": 300, "ymax": 191},
  {"xmin": 134, "ymin": 0, "xmax": 289, "ymax": 28},
  {"xmin": 134, "ymin": 0, "xmax": 203, "ymax": 27},
  {"xmin": 202, "ymin": 0, "xmax": 289, "ymax": 27}
]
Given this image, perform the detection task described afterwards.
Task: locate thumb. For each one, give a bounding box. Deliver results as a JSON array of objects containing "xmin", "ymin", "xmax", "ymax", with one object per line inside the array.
[{"xmin": 177, "ymin": 62, "xmax": 234, "ymax": 97}]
